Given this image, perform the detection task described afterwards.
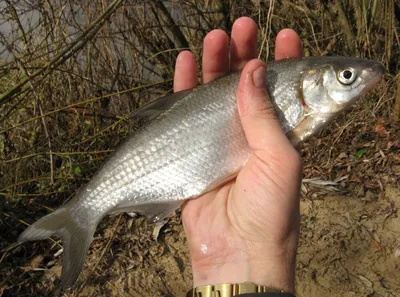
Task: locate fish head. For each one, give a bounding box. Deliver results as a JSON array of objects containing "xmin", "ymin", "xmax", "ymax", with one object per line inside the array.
[
  {"xmin": 301, "ymin": 57, "xmax": 385, "ymax": 114},
  {"xmin": 288, "ymin": 57, "xmax": 385, "ymax": 145}
]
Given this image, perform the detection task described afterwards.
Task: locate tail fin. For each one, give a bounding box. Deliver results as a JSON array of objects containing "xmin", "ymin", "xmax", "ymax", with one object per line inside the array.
[{"xmin": 18, "ymin": 207, "xmax": 95, "ymax": 289}]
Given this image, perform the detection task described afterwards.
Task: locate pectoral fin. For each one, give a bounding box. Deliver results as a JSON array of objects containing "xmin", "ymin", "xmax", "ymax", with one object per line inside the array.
[{"xmin": 287, "ymin": 113, "xmax": 334, "ymax": 146}]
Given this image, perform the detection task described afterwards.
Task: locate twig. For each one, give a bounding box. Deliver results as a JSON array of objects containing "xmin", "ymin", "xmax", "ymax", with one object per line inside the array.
[
  {"xmin": 5, "ymin": 0, "xmax": 29, "ymax": 48},
  {"xmin": 1, "ymin": 149, "xmax": 113, "ymax": 164},
  {"xmin": 151, "ymin": 0, "xmax": 189, "ymax": 49},
  {"xmin": 327, "ymin": 1, "xmax": 355, "ymax": 53},
  {"xmin": 0, "ymin": 79, "xmax": 172, "ymax": 135},
  {"xmin": 0, "ymin": 176, "xmax": 90, "ymax": 192},
  {"xmin": 395, "ymin": 74, "xmax": 400, "ymax": 119},
  {"xmin": 0, "ymin": 8, "xmax": 55, "ymax": 183},
  {"xmin": 0, "ymin": 191, "xmax": 65, "ymax": 197},
  {"xmin": 0, "ymin": 242, "xmax": 23, "ymax": 266},
  {"xmin": 73, "ymin": 214, "xmax": 123, "ymax": 296},
  {"xmin": 332, "ymin": 120, "xmax": 353, "ymax": 146},
  {"xmin": 37, "ymin": 102, "xmax": 54, "ymax": 183},
  {"xmin": 373, "ymin": 80, "xmax": 391, "ymax": 115},
  {"xmin": 258, "ymin": 0, "xmax": 275, "ymax": 60},
  {"xmin": 1, "ymin": 212, "xmax": 63, "ymax": 259},
  {"xmin": 147, "ymin": 47, "xmax": 195, "ymax": 61},
  {"xmin": 0, "ymin": 0, "xmax": 124, "ymax": 106},
  {"xmin": 321, "ymin": 36, "xmax": 338, "ymax": 56}
]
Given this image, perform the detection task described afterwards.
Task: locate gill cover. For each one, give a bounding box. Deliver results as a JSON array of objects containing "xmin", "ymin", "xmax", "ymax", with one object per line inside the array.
[{"xmin": 301, "ymin": 65, "xmax": 364, "ymax": 114}]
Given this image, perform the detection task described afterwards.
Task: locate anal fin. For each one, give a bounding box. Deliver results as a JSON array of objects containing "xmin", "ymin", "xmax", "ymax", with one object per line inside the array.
[
  {"xmin": 152, "ymin": 217, "xmax": 171, "ymax": 241},
  {"xmin": 114, "ymin": 200, "xmax": 183, "ymax": 240},
  {"xmin": 113, "ymin": 200, "xmax": 183, "ymax": 223}
]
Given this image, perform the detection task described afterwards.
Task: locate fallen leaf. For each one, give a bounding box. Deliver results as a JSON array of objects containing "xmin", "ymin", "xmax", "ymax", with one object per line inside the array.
[
  {"xmin": 355, "ymin": 148, "xmax": 367, "ymax": 159},
  {"xmin": 375, "ymin": 124, "xmax": 386, "ymax": 134}
]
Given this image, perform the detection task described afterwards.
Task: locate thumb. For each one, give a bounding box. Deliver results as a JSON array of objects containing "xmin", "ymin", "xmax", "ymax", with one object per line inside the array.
[
  {"xmin": 234, "ymin": 59, "xmax": 302, "ymax": 241},
  {"xmin": 237, "ymin": 59, "xmax": 293, "ymax": 154}
]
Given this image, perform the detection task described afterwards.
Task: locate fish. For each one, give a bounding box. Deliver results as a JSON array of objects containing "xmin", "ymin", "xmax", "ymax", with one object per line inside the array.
[{"xmin": 18, "ymin": 56, "xmax": 384, "ymax": 289}]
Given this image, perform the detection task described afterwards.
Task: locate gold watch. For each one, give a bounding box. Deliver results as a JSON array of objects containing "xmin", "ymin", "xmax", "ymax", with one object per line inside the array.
[{"xmin": 187, "ymin": 282, "xmax": 285, "ymax": 297}]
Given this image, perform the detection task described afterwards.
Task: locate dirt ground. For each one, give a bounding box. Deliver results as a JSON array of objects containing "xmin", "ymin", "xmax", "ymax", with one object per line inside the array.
[
  {"xmin": 297, "ymin": 186, "xmax": 400, "ymax": 297},
  {"xmin": 1, "ymin": 61, "xmax": 399, "ymax": 297},
  {"xmin": 3, "ymin": 187, "xmax": 399, "ymax": 297},
  {"xmin": 1, "ymin": 2, "xmax": 399, "ymax": 297},
  {"xmin": 1, "ymin": 108, "xmax": 399, "ymax": 297}
]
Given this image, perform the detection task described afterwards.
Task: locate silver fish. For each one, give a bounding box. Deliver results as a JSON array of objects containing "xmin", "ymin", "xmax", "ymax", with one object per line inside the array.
[{"xmin": 18, "ymin": 56, "xmax": 384, "ymax": 289}]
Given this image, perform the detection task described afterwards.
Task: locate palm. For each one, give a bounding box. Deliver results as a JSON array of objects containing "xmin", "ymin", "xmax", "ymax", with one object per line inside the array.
[
  {"xmin": 173, "ymin": 17, "xmax": 303, "ymax": 289},
  {"xmin": 181, "ymin": 148, "xmax": 302, "ymax": 272}
]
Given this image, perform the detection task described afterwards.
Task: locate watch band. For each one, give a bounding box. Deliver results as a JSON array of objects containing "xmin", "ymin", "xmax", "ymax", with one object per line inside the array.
[{"xmin": 188, "ymin": 282, "xmax": 289, "ymax": 297}]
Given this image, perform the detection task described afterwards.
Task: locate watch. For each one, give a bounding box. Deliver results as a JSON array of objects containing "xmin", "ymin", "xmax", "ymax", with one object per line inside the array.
[{"xmin": 187, "ymin": 282, "xmax": 295, "ymax": 297}]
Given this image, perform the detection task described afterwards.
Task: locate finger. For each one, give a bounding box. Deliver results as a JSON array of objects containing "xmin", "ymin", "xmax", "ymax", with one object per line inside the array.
[
  {"xmin": 174, "ymin": 51, "xmax": 198, "ymax": 92},
  {"xmin": 230, "ymin": 17, "xmax": 258, "ymax": 71},
  {"xmin": 237, "ymin": 59, "xmax": 293, "ymax": 153},
  {"xmin": 202, "ymin": 29, "xmax": 230, "ymax": 84},
  {"xmin": 236, "ymin": 59, "xmax": 302, "ymax": 208},
  {"xmin": 274, "ymin": 29, "xmax": 303, "ymax": 60}
]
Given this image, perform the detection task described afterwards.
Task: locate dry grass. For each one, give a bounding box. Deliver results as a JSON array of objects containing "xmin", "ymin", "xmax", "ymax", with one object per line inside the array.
[{"xmin": 0, "ymin": 1, "xmax": 399, "ymax": 296}]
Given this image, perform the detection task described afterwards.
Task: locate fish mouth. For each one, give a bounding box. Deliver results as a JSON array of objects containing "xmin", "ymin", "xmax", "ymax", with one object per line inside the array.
[
  {"xmin": 359, "ymin": 62, "xmax": 385, "ymax": 97},
  {"xmin": 373, "ymin": 62, "xmax": 386, "ymax": 75},
  {"xmin": 368, "ymin": 62, "xmax": 385, "ymax": 80}
]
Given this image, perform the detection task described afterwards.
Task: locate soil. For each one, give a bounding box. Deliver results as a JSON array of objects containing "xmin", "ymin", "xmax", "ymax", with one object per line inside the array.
[
  {"xmin": 1, "ymin": 97, "xmax": 400, "ymax": 297},
  {"xmin": 1, "ymin": 2, "xmax": 400, "ymax": 296},
  {"xmin": 2, "ymin": 188, "xmax": 399, "ymax": 297},
  {"xmin": 296, "ymin": 186, "xmax": 400, "ymax": 297}
]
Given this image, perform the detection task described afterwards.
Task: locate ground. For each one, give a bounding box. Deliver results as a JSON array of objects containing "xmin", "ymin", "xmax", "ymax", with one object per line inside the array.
[
  {"xmin": 4, "ymin": 188, "xmax": 399, "ymax": 297},
  {"xmin": 1, "ymin": 97, "xmax": 399, "ymax": 297},
  {"xmin": 297, "ymin": 186, "xmax": 400, "ymax": 297},
  {"xmin": 1, "ymin": 2, "xmax": 399, "ymax": 296}
]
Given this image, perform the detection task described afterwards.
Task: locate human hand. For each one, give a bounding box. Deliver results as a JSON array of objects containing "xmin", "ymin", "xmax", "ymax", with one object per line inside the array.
[{"xmin": 173, "ymin": 17, "xmax": 303, "ymax": 293}]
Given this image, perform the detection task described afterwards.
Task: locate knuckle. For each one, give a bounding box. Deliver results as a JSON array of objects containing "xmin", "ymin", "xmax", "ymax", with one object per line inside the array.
[{"xmin": 251, "ymin": 94, "xmax": 278, "ymax": 121}]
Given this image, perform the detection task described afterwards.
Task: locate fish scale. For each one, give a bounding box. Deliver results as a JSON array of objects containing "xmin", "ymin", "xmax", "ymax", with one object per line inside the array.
[{"xmin": 18, "ymin": 56, "xmax": 384, "ymax": 289}]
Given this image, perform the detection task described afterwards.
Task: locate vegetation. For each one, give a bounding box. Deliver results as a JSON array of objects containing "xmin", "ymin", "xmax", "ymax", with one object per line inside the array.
[{"xmin": 0, "ymin": 1, "xmax": 399, "ymax": 296}]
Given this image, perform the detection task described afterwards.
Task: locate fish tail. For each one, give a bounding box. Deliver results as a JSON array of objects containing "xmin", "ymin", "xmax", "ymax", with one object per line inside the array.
[{"xmin": 18, "ymin": 205, "xmax": 95, "ymax": 289}]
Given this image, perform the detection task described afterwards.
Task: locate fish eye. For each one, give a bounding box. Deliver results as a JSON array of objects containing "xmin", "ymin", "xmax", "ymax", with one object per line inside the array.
[{"xmin": 337, "ymin": 68, "xmax": 357, "ymax": 85}]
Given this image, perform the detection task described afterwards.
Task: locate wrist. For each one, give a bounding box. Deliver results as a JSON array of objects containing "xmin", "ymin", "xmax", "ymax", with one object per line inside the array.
[{"xmin": 190, "ymin": 240, "xmax": 297, "ymax": 293}]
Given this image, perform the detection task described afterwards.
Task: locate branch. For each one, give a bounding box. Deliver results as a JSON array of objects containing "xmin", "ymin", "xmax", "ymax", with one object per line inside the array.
[
  {"xmin": 395, "ymin": 75, "xmax": 400, "ymax": 119},
  {"xmin": 152, "ymin": 0, "xmax": 189, "ymax": 49},
  {"xmin": 0, "ymin": 0, "xmax": 124, "ymax": 106},
  {"xmin": 327, "ymin": 0, "xmax": 355, "ymax": 53}
]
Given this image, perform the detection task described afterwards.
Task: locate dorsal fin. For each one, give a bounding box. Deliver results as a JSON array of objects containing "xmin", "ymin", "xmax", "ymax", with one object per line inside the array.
[{"xmin": 128, "ymin": 88, "xmax": 193, "ymax": 121}]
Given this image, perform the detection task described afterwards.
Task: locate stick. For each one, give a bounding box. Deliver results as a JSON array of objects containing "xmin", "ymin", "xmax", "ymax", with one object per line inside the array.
[{"xmin": 0, "ymin": 0, "xmax": 124, "ymax": 106}]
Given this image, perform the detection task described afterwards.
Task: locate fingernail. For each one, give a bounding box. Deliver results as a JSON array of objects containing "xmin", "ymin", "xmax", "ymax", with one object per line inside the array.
[{"xmin": 252, "ymin": 66, "xmax": 265, "ymax": 88}]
